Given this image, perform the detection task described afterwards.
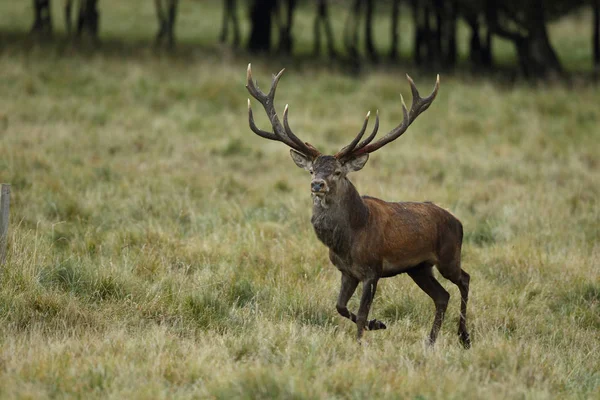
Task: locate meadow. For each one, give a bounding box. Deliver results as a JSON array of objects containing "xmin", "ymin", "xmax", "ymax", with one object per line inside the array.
[{"xmin": 0, "ymin": 1, "xmax": 598, "ymax": 398}]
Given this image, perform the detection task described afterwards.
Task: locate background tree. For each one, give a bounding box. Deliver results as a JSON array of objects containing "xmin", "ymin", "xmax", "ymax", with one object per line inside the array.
[
  {"xmin": 410, "ymin": 0, "xmax": 458, "ymax": 69},
  {"xmin": 594, "ymin": 0, "xmax": 600, "ymax": 74},
  {"xmin": 31, "ymin": 0, "xmax": 52, "ymax": 34},
  {"xmin": 344, "ymin": 0, "xmax": 361, "ymax": 60},
  {"xmin": 65, "ymin": 0, "xmax": 73, "ymax": 34},
  {"xmin": 220, "ymin": 0, "xmax": 240, "ymax": 47},
  {"xmin": 248, "ymin": 0, "xmax": 278, "ymax": 52},
  {"xmin": 443, "ymin": 0, "xmax": 459, "ymax": 67},
  {"xmin": 483, "ymin": 0, "xmax": 589, "ymax": 77},
  {"xmin": 154, "ymin": 0, "xmax": 179, "ymax": 48},
  {"xmin": 277, "ymin": 0, "xmax": 297, "ymax": 54},
  {"xmin": 67, "ymin": 0, "xmax": 100, "ymax": 40},
  {"xmin": 313, "ymin": 0, "xmax": 336, "ymax": 57},
  {"xmin": 344, "ymin": 0, "xmax": 377, "ymax": 61},
  {"xmin": 460, "ymin": 1, "xmax": 493, "ymax": 69},
  {"xmin": 364, "ymin": 0, "xmax": 377, "ymax": 61},
  {"xmin": 389, "ymin": 0, "xmax": 401, "ymax": 60},
  {"xmin": 22, "ymin": 0, "xmax": 596, "ymax": 81},
  {"xmin": 412, "ymin": 0, "xmax": 434, "ymax": 66},
  {"xmin": 484, "ymin": 0, "xmax": 557, "ymax": 77}
]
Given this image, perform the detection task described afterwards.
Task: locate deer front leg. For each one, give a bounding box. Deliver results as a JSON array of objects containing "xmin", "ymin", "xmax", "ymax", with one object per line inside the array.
[
  {"xmin": 336, "ymin": 273, "xmax": 359, "ymax": 323},
  {"xmin": 356, "ymin": 277, "xmax": 384, "ymax": 340},
  {"xmin": 336, "ymin": 274, "xmax": 386, "ymax": 336}
]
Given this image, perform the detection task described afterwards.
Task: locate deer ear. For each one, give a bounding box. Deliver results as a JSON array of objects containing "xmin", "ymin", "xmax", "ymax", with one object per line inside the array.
[
  {"xmin": 343, "ymin": 154, "xmax": 369, "ymax": 173},
  {"xmin": 290, "ymin": 149, "xmax": 313, "ymax": 171}
]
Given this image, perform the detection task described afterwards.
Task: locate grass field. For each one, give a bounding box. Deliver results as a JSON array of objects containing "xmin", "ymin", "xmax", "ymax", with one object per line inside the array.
[{"xmin": 0, "ymin": 1, "xmax": 599, "ymax": 399}]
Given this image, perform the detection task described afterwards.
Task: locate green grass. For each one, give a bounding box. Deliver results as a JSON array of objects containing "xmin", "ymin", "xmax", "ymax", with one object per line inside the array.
[{"xmin": 0, "ymin": 1, "xmax": 599, "ymax": 399}]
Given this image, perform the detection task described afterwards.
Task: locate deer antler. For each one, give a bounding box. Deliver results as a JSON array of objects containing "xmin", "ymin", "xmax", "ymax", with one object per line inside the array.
[
  {"xmin": 336, "ymin": 74, "xmax": 439, "ymax": 161},
  {"xmin": 246, "ymin": 64, "xmax": 321, "ymax": 158},
  {"xmin": 334, "ymin": 110, "xmax": 380, "ymax": 159}
]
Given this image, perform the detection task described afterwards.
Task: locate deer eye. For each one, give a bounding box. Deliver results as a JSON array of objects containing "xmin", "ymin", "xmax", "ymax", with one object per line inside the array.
[
  {"xmin": 334, "ymin": 171, "xmax": 342, "ymax": 177},
  {"xmin": 309, "ymin": 169, "xmax": 314, "ymax": 175}
]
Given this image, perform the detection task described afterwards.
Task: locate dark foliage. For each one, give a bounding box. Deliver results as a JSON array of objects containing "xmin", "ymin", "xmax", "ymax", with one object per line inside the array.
[{"xmin": 24, "ymin": 0, "xmax": 595, "ymax": 80}]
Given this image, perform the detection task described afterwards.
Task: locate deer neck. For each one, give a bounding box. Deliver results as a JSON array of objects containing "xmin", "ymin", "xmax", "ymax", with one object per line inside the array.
[{"xmin": 310, "ymin": 178, "xmax": 369, "ymax": 256}]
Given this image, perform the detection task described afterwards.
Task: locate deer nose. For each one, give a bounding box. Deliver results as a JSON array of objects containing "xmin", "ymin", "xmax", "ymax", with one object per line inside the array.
[{"xmin": 311, "ymin": 179, "xmax": 326, "ymax": 193}]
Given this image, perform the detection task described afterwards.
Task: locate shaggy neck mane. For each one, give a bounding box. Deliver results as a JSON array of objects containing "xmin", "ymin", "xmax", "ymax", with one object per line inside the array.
[{"xmin": 310, "ymin": 178, "xmax": 369, "ymax": 257}]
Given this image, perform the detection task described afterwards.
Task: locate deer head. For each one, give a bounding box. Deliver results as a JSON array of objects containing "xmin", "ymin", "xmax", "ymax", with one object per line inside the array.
[{"xmin": 245, "ymin": 63, "xmax": 439, "ymax": 206}]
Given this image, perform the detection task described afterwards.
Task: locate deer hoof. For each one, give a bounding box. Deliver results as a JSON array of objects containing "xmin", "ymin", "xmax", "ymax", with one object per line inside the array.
[
  {"xmin": 368, "ymin": 319, "xmax": 386, "ymax": 331},
  {"xmin": 459, "ymin": 332, "xmax": 471, "ymax": 349}
]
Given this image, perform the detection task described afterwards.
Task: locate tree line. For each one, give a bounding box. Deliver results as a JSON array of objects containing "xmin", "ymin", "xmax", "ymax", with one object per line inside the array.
[{"xmin": 31, "ymin": 0, "xmax": 600, "ymax": 78}]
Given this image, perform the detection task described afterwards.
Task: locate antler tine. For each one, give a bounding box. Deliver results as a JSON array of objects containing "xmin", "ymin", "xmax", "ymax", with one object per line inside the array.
[
  {"xmin": 335, "ymin": 111, "xmax": 374, "ymax": 159},
  {"xmin": 246, "ymin": 64, "xmax": 263, "ymax": 100},
  {"xmin": 352, "ymin": 110, "xmax": 380, "ymax": 154},
  {"xmin": 352, "ymin": 74, "xmax": 439, "ymax": 156},
  {"xmin": 406, "ymin": 73, "xmax": 439, "ymax": 121},
  {"xmin": 246, "ymin": 63, "xmax": 284, "ymax": 102},
  {"xmin": 268, "ymin": 69, "xmax": 285, "ymax": 99},
  {"xmin": 247, "ymin": 99, "xmax": 279, "ymax": 140},
  {"xmin": 283, "ymin": 104, "xmax": 318, "ymax": 153},
  {"xmin": 245, "ymin": 64, "xmax": 321, "ymax": 157}
]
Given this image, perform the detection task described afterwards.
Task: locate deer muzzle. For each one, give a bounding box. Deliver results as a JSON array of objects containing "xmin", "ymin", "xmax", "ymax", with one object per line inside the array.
[{"xmin": 311, "ymin": 179, "xmax": 328, "ymax": 195}]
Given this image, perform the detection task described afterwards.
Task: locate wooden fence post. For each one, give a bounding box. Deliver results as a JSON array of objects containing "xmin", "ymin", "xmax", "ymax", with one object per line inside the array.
[{"xmin": 0, "ymin": 184, "xmax": 10, "ymax": 267}]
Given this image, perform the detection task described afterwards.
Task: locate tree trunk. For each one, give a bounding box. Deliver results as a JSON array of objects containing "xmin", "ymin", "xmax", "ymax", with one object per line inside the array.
[
  {"xmin": 220, "ymin": 0, "xmax": 240, "ymax": 47},
  {"xmin": 155, "ymin": 0, "xmax": 178, "ymax": 48},
  {"xmin": 412, "ymin": 0, "xmax": 423, "ymax": 65},
  {"xmin": 526, "ymin": 0, "xmax": 562, "ymax": 77},
  {"xmin": 231, "ymin": 0, "xmax": 240, "ymax": 47},
  {"xmin": 65, "ymin": 0, "xmax": 73, "ymax": 35},
  {"xmin": 314, "ymin": 0, "xmax": 336, "ymax": 57},
  {"xmin": 343, "ymin": 0, "xmax": 362, "ymax": 74},
  {"xmin": 423, "ymin": 3, "xmax": 433, "ymax": 66},
  {"xmin": 390, "ymin": 0, "xmax": 400, "ymax": 60},
  {"xmin": 512, "ymin": 33, "xmax": 561, "ymax": 79},
  {"xmin": 76, "ymin": 0, "xmax": 100, "ymax": 40},
  {"xmin": 593, "ymin": 0, "xmax": 599, "ymax": 73},
  {"xmin": 445, "ymin": 0, "xmax": 457, "ymax": 68},
  {"xmin": 344, "ymin": 0, "xmax": 361, "ymax": 59},
  {"xmin": 466, "ymin": 16, "xmax": 482, "ymax": 67},
  {"xmin": 31, "ymin": 0, "xmax": 52, "ymax": 34},
  {"xmin": 278, "ymin": 0, "xmax": 296, "ymax": 54},
  {"xmin": 485, "ymin": 0, "xmax": 561, "ymax": 78},
  {"xmin": 314, "ymin": 0, "xmax": 323, "ymax": 55},
  {"xmin": 166, "ymin": 0, "xmax": 177, "ymax": 47},
  {"xmin": 433, "ymin": 0, "xmax": 443, "ymax": 65},
  {"xmin": 482, "ymin": 27, "xmax": 493, "ymax": 67},
  {"xmin": 248, "ymin": 0, "xmax": 278, "ymax": 53},
  {"xmin": 155, "ymin": 0, "xmax": 167, "ymax": 45},
  {"xmin": 365, "ymin": 0, "xmax": 377, "ymax": 61}
]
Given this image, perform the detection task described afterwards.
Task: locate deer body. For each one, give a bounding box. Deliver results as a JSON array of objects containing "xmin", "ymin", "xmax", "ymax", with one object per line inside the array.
[
  {"xmin": 245, "ymin": 64, "xmax": 471, "ymax": 347},
  {"xmin": 314, "ymin": 194, "xmax": 462, "ymax": 281}
]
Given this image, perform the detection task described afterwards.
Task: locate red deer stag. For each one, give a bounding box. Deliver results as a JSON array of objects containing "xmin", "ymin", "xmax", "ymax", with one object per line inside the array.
[{"xmin": 245, "ymin": 64, "xmax": 471, "ymax": 347}]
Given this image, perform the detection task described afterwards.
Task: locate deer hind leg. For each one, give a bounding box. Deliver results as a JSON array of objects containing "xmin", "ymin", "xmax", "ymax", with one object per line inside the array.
[
  {"xmin": 409, "ymin": 266, "xmax": 449, "ymax": 346},
  {"xmin": 442, "ymin": 267, "xmax": 471, "ymax": 349},
  {"xmin": 437, "ymin": 229, "xmax": 472, "ymax": 348},
  {"xmin": 456, "ymin": 270, "xmax": 471, "ymax": 348},
  {"xmin": 437, "ymin": 259, "xmax": 471, "ymax": 348}
]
